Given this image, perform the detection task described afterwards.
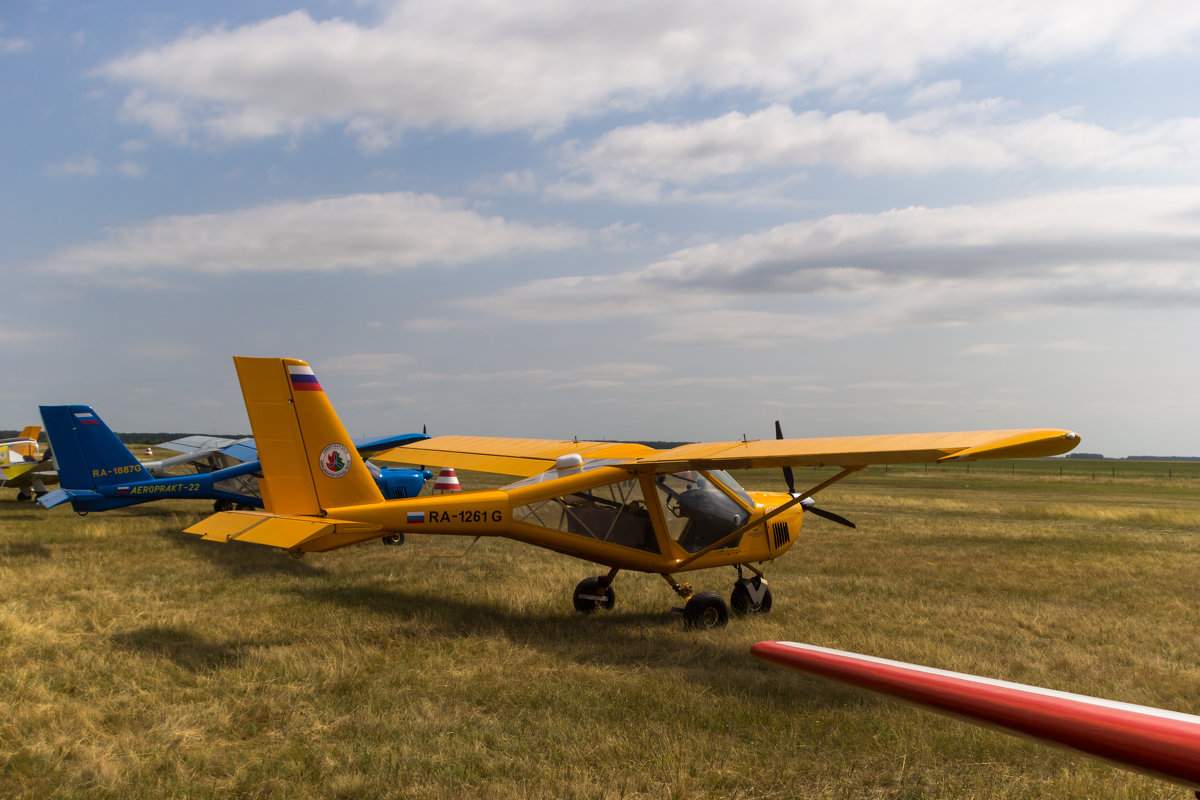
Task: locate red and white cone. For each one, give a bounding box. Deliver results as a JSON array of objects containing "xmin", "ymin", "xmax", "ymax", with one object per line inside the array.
[
  {"xmin": 433, "ymin": 467, "xmax": 461, "ymax": 493},
  {"xmin": 145, "ymin": 448, "xmax": 153, "ymax": 457}
]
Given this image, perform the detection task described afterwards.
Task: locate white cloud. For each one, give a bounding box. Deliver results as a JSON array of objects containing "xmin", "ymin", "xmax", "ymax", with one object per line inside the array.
[
  {"xmin": 471, "ymin": 170, "xmax": 539, "ymax": 196},
  {"xmin": 117, "ymin": 161, "xmax": 147, "ymax": 178},
  {"xmin": 0, "ymin": 22, "xmax": 31, "ymax": 55},
  {"xmin": 1, "ymin": 37, "xmax": 31, "ymax": 54},
  {"xmin": 466, "ymin": 185, "xmax": 1200, "ymax": 339},
  {"xmin": 46, "ymin": 156, "xmax": 100, "ymax": 177},
  {"xmin": 556, "ymin": 105, "xmax": 1200, "ymax": 199},
  {"xmin": 42, "ymin": 192, "xmax": 586, "ymax": 275},
  {"xmin": 93, "ymin": 1, "xmax": 1200, "ymax": 146},
  {"xmin": 314, "ymin": 353, "xmax": 415, "ymax": 375},
  {"xmin": 965, "ymin": 339, "xmax": 1105, "ymax": 358},
  {"xmin": 908, "ymin": 79, "xmax": 962, "ymax": 106}
]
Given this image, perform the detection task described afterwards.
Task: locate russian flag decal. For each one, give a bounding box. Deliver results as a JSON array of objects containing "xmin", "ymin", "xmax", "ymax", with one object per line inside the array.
[
  {"xmin": 288, "ymin": 365, "xmax": 322, "ymax": 392},
  {"xmin": 406, "ymin": 511, "xmax": 424, "ymax": 524}
]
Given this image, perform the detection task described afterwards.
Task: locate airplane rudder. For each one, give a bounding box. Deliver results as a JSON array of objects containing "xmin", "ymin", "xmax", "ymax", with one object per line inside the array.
[
  {"xmin": 232, "ymin": 357, "xmax": 381, "ymax": 512},
  {"xmin": 283, "ymin": 359, "xmax": 383, "ymax": 509},
  {"xmin": 65, "ymin": 405, "xmax": 148, "ymax": 486},
  {"xmin": 39, "ymin": 406, "xmax": 102, "ymax": 490}
]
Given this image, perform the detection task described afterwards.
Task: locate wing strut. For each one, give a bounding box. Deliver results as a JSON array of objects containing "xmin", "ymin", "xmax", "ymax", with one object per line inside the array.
[{"xmin": 675, "ymin": 466, "xmax": 864, "ymax": 569}]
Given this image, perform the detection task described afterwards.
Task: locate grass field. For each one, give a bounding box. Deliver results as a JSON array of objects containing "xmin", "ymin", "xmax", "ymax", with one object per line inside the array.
[{"xmin": 2, "ymin": 459, "xmax": 1199, "ymax": 798}]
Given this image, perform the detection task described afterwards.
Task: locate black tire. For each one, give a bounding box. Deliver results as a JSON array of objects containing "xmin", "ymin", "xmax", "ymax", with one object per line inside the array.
[
  {"xmin": 683, "ymin": 591, "xmax": 730, "ymax": 629},
  {"xmin": 214, "ymin": 499, "xmax": 233, "ymax": 512},
  {"xmin": 731, "ymin": 579, "xmax": 773, "ymax": 616},
  {"xmin": 16, "ymin": 491, "xmax": 30, "ymax": 502},
  {"xmin": 573, "ymin": 576, "xmax": 615, "ymax": 613}
]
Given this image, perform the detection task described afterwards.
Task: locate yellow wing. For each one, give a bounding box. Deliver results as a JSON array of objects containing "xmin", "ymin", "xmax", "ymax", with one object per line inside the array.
[
  {"xmin": 620, "ymin": 428, "xmax": 1080, "ymax": 472},
  {"xmin": 376, "ymin": 436, "xmax": 657, "ymax": 477},
  {"xmin": 377, "ymin": 428, "xmax": 1079, "ymax": 476}
]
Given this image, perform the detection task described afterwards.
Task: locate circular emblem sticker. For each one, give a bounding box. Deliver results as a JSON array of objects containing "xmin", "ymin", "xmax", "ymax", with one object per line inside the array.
[{"xmin": 319, "ymin": 443, "xmax": 353, "ymax": 478}]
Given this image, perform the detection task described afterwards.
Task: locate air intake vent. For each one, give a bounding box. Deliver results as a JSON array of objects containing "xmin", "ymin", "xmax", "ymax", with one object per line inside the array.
[{"xmin": 772, "ymin": 522, "xmax": 790, "ymax": 549}]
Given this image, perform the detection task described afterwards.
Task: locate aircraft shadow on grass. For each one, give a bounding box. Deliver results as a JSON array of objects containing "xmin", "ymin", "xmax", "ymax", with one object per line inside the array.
[
  {"xmin": 0, "ymin": 542, "xmax": 51, "ymax": 559},
  {"xmin": 291, "ymin": 580, "xmax": 871, "ymax": 714},
  {"xmin": 109, "ymin": 624, "xmax": 252, "ymax": 673}
]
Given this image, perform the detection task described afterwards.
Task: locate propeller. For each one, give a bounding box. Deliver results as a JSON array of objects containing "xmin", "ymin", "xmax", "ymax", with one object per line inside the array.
[{"xmin": 775, "ymin": 420, "xmax": 856, "ymax": 529}]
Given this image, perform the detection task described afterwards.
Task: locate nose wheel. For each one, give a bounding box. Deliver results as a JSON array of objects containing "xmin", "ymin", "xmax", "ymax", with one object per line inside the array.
[
  {"xmin": 731, "ymin": 576, "xmax": 772, "ymax": 615},
  {"xmin": 574, "ymin": 568, "xmax": 770, "ymax": 628}
]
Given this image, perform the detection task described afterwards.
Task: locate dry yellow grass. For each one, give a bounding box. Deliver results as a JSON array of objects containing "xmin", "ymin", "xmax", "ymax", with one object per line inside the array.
[{"xmin": 1, "ymin": 462, "xmax": 1197, "ymax": 798}]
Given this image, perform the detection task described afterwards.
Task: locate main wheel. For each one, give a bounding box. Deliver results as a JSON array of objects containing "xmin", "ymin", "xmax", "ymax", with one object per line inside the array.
[
  {"xmin": 731, "ymin": 579, "xmax": 773, "ymax": 616},
  {"xmin": 683, "ymin": 591, "xmax": 729, "ymax": 629},
  {"xmin": 573, "ymin": 576, "xmax": 616, "ymax": 613}
]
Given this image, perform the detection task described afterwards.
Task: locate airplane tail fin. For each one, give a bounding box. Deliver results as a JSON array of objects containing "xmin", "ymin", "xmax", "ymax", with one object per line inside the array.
[
  {"xmin": 38, "ymin": 406, "xmax": 150, "ymax": 490},
  {"xmin": 233, "ymin": 357, "xmax": 383, "ymax": 515}
]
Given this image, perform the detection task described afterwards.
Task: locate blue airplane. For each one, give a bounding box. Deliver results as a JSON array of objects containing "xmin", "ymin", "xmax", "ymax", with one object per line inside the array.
[{"xmin": 36, "ymin": 405, "xmax": 431, "ymax": 515}]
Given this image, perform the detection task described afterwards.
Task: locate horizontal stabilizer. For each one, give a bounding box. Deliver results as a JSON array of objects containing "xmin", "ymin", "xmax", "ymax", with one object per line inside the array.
[
  {"xmin": 184, "ymin": 511, "xmax": 381, "ymax": 550},
  {"xmin": 36, "ymin": 487, "xmax": 101, "ymax": 509},
  {"xmin": 354, "ymin": 432, "xmax": 429, "ymax": 455}
]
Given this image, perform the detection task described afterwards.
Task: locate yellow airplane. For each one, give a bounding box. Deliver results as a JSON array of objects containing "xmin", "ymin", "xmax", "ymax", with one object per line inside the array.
[
  {"xmin": 1, "ymin": 426, "xmax": 42, "ymax": 459},
  {"xmin": 1, "ymin": 426, "xmax": 56, "ymax": 500},
  {"xmin": 185, "ymin": 357, "xmax": 1081, "ymax": 628}
]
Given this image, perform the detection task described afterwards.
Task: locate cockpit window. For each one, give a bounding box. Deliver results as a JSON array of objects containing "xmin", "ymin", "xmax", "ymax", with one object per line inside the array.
[
  {"xmin": 512, "ymin": 475, "xmax": 659, "ymax": 553},
  {"xmin": 653, "ymin": 471, "xmax": 750, "ymax": 553},
  {"xmin": 704, "ymin": 470, "xmax": 754, "ymax": 507}
]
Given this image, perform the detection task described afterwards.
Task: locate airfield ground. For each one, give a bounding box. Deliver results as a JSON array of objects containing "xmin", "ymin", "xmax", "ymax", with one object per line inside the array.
[{"xmin": 2, "ymin": 459, "xmax": 1199, "ymax": 798}]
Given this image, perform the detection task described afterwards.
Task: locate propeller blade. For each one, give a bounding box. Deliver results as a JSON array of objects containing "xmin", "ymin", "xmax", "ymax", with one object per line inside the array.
[
  {"xmin": 778, "ymin": 420, "xmax": 854, "ymax": 527},
  {"xmin": 775, "ymin": 420, "xmax": 795, "ymax": 494},
  {"xmin": 805, "ymin": 504, "xmax": 857, "ymax": 529}
]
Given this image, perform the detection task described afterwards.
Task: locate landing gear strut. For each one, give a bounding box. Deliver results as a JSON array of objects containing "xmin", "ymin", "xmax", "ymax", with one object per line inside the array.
[
  {"xmin": 731, "ymin": 565, "xmax": 772, "ymax": 616},
  {"xmin": 662, "ymin": 574, "xmax": 731, "ymax": 629},
  {"xmin": 731, "ymin": 577, "xmax": 772, "ymax": 615}
]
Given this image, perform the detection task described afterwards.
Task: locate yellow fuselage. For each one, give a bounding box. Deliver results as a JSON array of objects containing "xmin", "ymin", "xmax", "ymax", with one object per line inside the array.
[{"xmin": 309, "ymin": 467, "xmax": 802, "ymax": 575}]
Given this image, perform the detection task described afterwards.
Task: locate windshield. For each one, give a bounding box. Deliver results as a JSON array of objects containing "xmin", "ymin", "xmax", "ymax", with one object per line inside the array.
[
  {"xmin": 705, "ymin": 469, "xmax": 754, "ymax": 507},
  {"xmin": 653, "ymin": 470, "xmax": 751, "ymax": 553}
]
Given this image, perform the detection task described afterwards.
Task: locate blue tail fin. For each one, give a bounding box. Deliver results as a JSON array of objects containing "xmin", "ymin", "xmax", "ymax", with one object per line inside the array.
[{"xmin": 39, "ymin": 405, "xmax": 151, "ymax": 490}]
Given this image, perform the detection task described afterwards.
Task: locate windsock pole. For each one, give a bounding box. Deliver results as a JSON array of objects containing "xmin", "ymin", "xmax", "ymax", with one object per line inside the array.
[{"xmin": 752, "ymin": 641, "xmax": 1200, "ymax": 791}]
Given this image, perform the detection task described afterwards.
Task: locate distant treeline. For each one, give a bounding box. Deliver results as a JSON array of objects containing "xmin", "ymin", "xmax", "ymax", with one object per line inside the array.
[
  {"xmin": 1067, "ymin": 452, "xmax": 1200, "ymax": 461},
  {"xmin": 1125, "ymin": 455, "xmax": 1200, "ymax": 461}
]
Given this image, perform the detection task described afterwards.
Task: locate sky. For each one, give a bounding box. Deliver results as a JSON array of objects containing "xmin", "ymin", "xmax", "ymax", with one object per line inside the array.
[{"xmin": 3, "ymin": 1, "xmax": 1200, "ymax": 457}]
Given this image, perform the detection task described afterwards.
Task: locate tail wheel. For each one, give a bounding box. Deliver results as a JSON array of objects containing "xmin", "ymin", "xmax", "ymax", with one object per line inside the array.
[
  {"xmin": 731, "ymin": 578, "xmax": 773, "ymax": 616},
  {"xmin": 683, "ymin": 591, "xmax": 729, "ymax": 629},
  {"xmin": 573, "ymin": 576, "xmax": 616, "ymax": 613}
]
